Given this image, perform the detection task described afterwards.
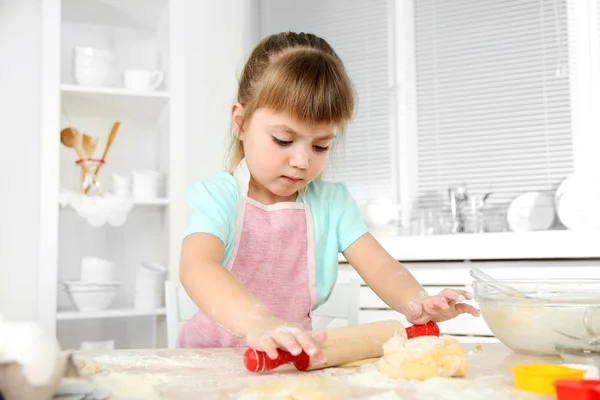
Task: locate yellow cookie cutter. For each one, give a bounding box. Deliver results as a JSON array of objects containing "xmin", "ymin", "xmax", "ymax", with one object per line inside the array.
[{"xmin": 511, "ymin": 364, "xmax": 586, "ymax": 395}]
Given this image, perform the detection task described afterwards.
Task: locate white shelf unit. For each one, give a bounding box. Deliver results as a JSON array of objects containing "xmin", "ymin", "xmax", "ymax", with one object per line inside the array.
[
  {"xmin": 56, "ymin": 307, "xmax": 167, "ymax": 321},
  {"xmin": 40, "ymin": 0, "xmax": 185, "ymax": 350}
]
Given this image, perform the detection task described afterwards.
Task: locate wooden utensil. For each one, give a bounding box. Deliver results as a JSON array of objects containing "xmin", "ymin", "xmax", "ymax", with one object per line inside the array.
[
  {"xmin": 81, "ymin": 134, "xmax": 97, "ymax": 159},
  {"xmin": 84, "ymin": 121, "xmax": 120, "ymax": 194},
  {"xmin": 244, "ymin": 320, "xmax": 440, "ymax": 373},
  {"xmin": 60, "ymin": 127, "xmax": 92, "ymax": 173}
]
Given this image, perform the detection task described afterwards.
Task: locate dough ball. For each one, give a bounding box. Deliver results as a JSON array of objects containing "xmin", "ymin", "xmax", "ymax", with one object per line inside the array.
[
  {"xmin": 241, "ymin": 376, "xmax": 348, "ymax": 399},
  {"xmin": 377, "ymin": 334, "xmax": 468, "ymax": 380},
  {"xmin": 76, "ymin": 358, "xmax": 101, "ymax": 375}
]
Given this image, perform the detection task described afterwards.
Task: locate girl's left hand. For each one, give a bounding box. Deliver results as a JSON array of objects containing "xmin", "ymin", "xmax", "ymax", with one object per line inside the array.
[{"xmin": 406, "ymin": 288, "xmax": 481, "ymax": 325}]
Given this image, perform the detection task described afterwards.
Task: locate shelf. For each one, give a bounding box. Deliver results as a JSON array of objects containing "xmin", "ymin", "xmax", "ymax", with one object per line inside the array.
[
  {"xmin": 57, "ymin": 307, "xmax": 166, "ymax": 320},
  {"xmin": 62, "ymin": 0, "xmax": 166, "ymax": 30},
  {"xmin": 59, "ymin": 193, "xmax": 170, "ymax": 208},
  {"xmin": 132, "ymin": 198, "xmax": 170, "ymax": 206},
  {"xmin": 60, "ymin": 84, "xmax": 169, "ymax": 120},
  {"xmin": 338, "ymin": 230, "xmax": 600, "ymax": 262}
]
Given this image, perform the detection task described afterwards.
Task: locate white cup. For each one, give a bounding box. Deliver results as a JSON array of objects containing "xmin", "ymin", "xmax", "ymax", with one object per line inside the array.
[
  {"xmin": 139, "ymin": 261, "xmax": 166, "ymax": 279},
  {"xmin": 123, "ymin": 69, "xmax": 164, "ymax": 91}
]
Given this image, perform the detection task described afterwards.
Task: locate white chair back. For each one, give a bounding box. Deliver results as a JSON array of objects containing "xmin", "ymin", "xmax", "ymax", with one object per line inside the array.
[
  {"xmin": 165, "ymin": 281, "xmax": 198, "ymax": 348},
  {"xmin": 311, "ymin": 278, "xmax": 360, "ymax": 331}
]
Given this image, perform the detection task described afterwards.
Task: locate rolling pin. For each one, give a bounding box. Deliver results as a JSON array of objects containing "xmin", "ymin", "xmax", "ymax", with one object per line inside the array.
[{"xmin": 244, "ymin": 320, "xmax": 439, "ymax": 373}]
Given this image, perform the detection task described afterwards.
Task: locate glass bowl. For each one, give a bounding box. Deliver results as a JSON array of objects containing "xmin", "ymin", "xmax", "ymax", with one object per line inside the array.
[{"xmin": 473, "ymin": 279, "xmax": 600, "ymax": 356}]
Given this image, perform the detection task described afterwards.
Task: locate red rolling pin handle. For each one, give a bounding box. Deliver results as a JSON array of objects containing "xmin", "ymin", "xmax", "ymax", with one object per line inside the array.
[
  {"xmin": 243, "ymin": 321, "xmax": 439, "ymax": 373},
  {"xmin": 244, "ymin": 347, "xmax": 310, "ymax": 373},
  {"xmin": 406, "ymin": 320, "xmax": 440, "ymax": 338}
]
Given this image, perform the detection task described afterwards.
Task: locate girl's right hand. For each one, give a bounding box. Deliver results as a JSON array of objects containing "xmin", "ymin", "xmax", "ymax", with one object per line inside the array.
[{"xmin": 246, "ymin": 316, "xmax": 327, "ymax": 364}]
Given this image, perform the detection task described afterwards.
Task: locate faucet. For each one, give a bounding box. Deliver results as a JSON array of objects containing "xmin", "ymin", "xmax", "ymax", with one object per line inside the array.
[
  {"xmin": 449, "ymin": 185, "xmax": 469, "ymax": 233},
  {"xmin": 449, "ymin": 185, "xmax": 492, "ymax": 233}
]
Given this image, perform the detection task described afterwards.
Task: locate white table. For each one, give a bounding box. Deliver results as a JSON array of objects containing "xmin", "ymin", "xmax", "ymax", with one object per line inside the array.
[{"xmin": 71, "ymin": 343, "xmax": 564, "ymax": 399}]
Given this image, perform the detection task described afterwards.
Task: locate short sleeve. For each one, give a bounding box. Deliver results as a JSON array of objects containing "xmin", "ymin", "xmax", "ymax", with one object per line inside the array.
[
  {"xmin": 333, "ymin": 182, "xmax": 368, "ymax": 252},
  {"xmin": 183, "ymin": 172, "xmax": 239, "ymax": 246}
]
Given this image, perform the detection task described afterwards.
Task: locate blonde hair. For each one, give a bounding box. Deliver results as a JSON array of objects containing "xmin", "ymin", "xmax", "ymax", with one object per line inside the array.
[{"xmin": 227, "ymin": 31, "xmax": 355, "ymax": 172}]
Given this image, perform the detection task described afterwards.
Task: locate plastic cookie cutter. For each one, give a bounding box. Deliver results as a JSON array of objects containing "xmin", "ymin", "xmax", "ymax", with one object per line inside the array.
[
  {"xmin": 554, "ymin": 380, "xmax": 600, "ymax": 400},
  {"xmin": 511, "ymin": 364, "xmax": 586, "ymax": 395}
]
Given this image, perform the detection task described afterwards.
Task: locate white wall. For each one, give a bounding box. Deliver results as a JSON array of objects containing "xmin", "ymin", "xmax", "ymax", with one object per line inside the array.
[
  {"xmin": 184, "ymin": 0, "xmax": 260, "ymax": 189},
  {"xmin": 0, "ymin": 0, "xmax": 42, "ymax": 321},
  {"xmin": 0, "ymin": 0, "xmax": 260, "ymax": 322}
]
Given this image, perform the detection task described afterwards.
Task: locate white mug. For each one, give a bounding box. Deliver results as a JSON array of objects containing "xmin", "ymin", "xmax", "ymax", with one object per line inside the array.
[{"xmin": 123, "ymin": 69, "xmax": 164, "ymax": 90}]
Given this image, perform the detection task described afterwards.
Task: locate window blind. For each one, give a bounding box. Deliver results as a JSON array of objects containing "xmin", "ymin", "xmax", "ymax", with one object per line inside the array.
[
  {"xmin": 413, "ymin": 0, "xmax": 574, "ymax": 213},
  {"xmin": 260, "ymin": 0, "xmax": 395, "ymax": 204}
]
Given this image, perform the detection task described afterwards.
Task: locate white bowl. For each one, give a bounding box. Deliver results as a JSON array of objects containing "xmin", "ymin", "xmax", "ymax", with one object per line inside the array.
[
  {"xmin": 61, "ymin": 280, "xmax": 122, "ymax": 289},
  {"xmin": 362, "ymin": 198, "xmax": 399, "ymax": 228},
  {"xmin": 474, "ymin": 279, "xmax": 600, "ymax": 356},
  {"xmin": 74, "ymin": 46, "xmax": 114, "ymax": 61},
  {"xmin": 131, "ymin": 184, "xmax": 160, "ymax": 199},
  {"xmin": 64, "ymin": 286, "xmax": 119, "ymax": 312},
  {"xmin": 73, "ymin": 65, "xmax": 112, "ymax": 87},
  {"xmin": 79, "ymin": 340, "xmax": 115, "ymax": 351},
  {"xmin": 80, "ymin": 257, "xmax": 116, "ymax": 283}
]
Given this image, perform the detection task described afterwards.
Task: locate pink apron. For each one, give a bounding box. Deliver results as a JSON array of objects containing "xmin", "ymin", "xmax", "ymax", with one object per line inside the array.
[{"xmin": 177, "ymin": 159, "xmax": 317, "ymax": 348}]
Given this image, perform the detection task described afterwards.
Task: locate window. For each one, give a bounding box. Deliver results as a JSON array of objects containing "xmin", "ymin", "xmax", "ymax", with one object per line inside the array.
[{"xmin": 405, "ymin": 0, "xmax": 578, "ymax": 222}]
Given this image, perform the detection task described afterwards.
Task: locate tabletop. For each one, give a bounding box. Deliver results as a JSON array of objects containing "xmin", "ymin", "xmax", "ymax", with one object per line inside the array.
[{"xmin": 67, "ymin": 343, "xmax": 567, "ymax": 400}]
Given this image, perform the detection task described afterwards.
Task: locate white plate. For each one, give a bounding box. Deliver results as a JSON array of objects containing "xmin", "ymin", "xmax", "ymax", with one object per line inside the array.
[
  {"xmin": 506, "ymin": 191, "xmax": 555, "ymax": 232},
  {"xmin": 555, "ymin": 173, "xmax": 600, "ymax": 230}
]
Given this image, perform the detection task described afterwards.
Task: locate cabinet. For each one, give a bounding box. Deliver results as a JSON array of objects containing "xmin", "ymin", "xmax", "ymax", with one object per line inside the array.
[
  {"xmin": 337, "ymin": 258, "xmax": 600, "ymax": 343},
  {"xmin": 39, "ymin": 0, "xmax": 185, "ymax": 350}
]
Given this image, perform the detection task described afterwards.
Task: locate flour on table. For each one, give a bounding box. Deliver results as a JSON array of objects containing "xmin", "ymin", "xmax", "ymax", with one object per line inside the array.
[
  {"xmin": 80, "ymin": 353, "xmax": 208, "ymax": 370},
  {"xmin": 238, "ymin": 376, "xmax": 348, "ymax": 400},
  {"xmin": 321, "ymin": 363, "xmax": 413, "ymax": 389},
  {"xmin": 363, "ymin": 391, "xmax": 405, "ymax": 400},
  {"xmin": 413, "ymin": 377, "xmax": 517, "ymax": 400},
  {"xmin": 88, "ymin": 372, "xmax": 170, "ymax": 400},
  {"xmin": 377, "ymin": 335, "xmax": 469, "ymax": 380}
]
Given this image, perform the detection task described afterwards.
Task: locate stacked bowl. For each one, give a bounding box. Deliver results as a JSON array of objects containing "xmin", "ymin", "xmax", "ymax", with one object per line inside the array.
[
  {"xmin": 131, "ymin": 171, "xmax": 162, "ymax": 199},
  {"xmin": 61, "ymin": 257, "xmax": 121, "ymax": 312},
  {"xmin": 134, "ymin": 262, "xmax": 166, "ymax": 309},
  {"xmin": 72, "ymin": 46, "xmax": 115, "ymax": 87}
]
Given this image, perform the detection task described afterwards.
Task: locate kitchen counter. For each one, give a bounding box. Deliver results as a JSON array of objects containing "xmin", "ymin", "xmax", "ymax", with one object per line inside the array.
[
  {"xmin": 335, "ymin": 230, "xmax": 600, "ymax": 261},
  {"xmin": 68, "ymin": 343, "xmax": 565, "ymax": 399}
]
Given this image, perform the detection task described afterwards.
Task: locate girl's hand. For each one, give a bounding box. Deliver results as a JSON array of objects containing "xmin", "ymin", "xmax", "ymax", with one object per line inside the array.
[
  {"xmin": 406, "ymin": 288, "xmax": 481, "ymax": 325},
  {"xmin": 246, "ymin": 316, "xmax": 327, "ymax": 364}
]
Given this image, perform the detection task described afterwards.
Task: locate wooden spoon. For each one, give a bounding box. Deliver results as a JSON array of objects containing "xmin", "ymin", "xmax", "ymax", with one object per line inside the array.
[
  {"xmin": 60, "ymin": 127, "xmax": 92, "ymax": 172},
  {"xmin": 84, "ymin": 121, "xmax": 120, "ymax": 194}
]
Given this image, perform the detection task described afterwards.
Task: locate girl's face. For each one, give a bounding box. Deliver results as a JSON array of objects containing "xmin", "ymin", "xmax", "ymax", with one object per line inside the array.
[{"xmin": 234, "ymin": 106, "xmax": 336, "ymax": 204}]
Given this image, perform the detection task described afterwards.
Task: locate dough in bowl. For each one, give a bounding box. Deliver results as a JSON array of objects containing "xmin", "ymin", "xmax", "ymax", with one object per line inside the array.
[{"xmin": 378, "ymin": 334, "xmax": 469, "ymax": 380}]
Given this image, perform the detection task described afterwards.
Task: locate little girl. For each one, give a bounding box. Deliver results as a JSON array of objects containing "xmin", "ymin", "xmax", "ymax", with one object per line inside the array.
[{"xmin": 178, "ymin": 31, "xmax": 479, "ymax": 364}]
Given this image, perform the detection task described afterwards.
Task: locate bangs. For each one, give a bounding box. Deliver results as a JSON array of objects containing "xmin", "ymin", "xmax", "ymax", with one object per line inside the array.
[{"xmin": 252, "ymin": 49, "xmax": 355, "ymax": 128}]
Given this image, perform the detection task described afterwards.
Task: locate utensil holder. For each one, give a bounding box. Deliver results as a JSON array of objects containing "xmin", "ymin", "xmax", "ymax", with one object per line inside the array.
[{"xmin": 75, "ymin": 159, "xmax": 104, "ymax": 195}]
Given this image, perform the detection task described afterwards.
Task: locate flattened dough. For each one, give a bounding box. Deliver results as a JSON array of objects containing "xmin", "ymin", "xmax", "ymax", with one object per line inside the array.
[
  {"xmin": 240, "ymin": 376, "xmax": 348, "ymax": 399},
  {"xmin": 377, "ymin": 335, "xmax": 468, "ymax": 380}
]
